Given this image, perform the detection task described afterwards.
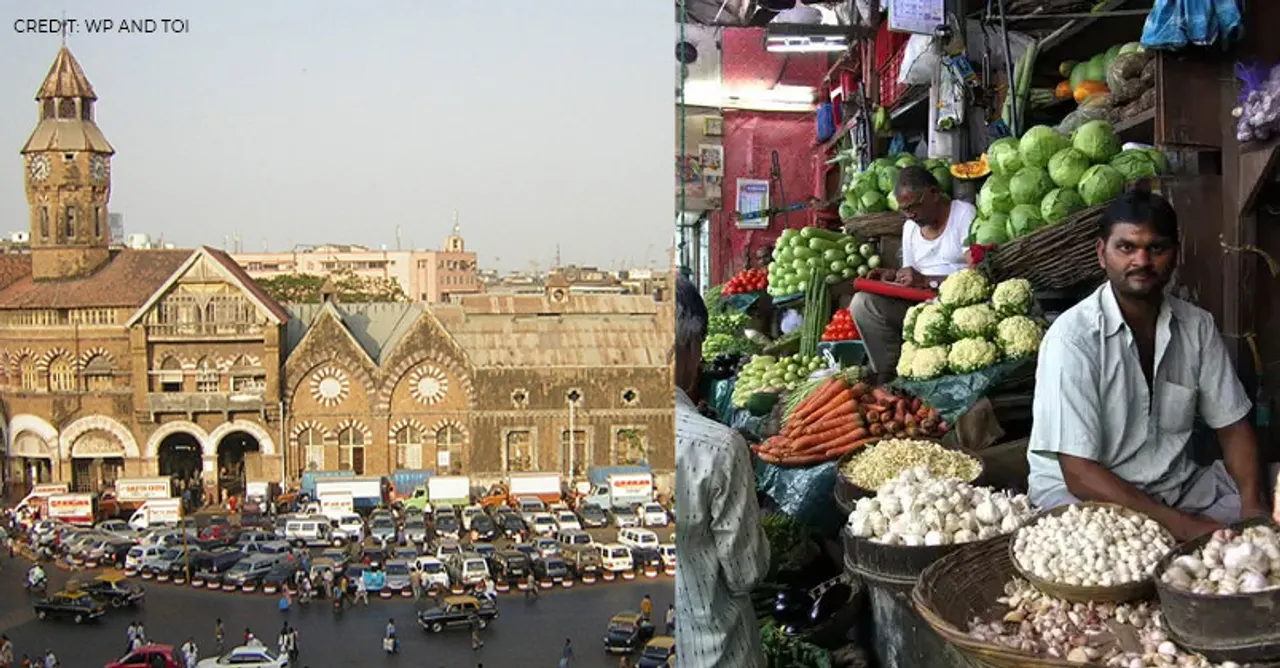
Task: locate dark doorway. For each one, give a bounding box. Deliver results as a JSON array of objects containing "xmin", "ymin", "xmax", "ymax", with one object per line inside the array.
[
  {"xmin": 217, "ymin": 431, "xmax": 261, "ymax": 499},
  {"xmin": 158, "ymin": 433, "xmax": 202, "ymax": 479}
]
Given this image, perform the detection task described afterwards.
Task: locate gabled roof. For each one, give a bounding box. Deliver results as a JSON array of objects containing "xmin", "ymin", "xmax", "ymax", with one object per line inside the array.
[
  {"xmin": 124, "ymin": 247, "xmax": 290, "ymax": 326},
  {"xmin": 36, "ymin": 46, "xmax": 97, "ymax": 100},
  {"xmin": 0, "ymin": 249, "xmax": 189, "ymax": 310},
  {"xmin": 285, "ymin": 301, "xmax": 423, "ymax": 364},
  {"xmin": 0, "ymin": 255, "xmax": 33, "ymax": 292}
]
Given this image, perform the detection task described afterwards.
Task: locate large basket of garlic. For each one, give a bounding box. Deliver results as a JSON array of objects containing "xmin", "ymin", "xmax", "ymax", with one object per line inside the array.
[
  {"xmin": 1011, "ymin": 502, "xmax": 1174, "ymax": 604},
  {"xmin": 843, "ymin": 465, "xmax": 1032, "ymax": 586},
  {"xmin": 1152, "ymin": 518, "xmax": 1280, "ymax": 663},
  {"xmin": 913, "ymin": 534, "xmax": 1260, "ymax": 668},
  {"xmin": 835, "ymin": 437, "xmax": 984, "ymax": 515}
]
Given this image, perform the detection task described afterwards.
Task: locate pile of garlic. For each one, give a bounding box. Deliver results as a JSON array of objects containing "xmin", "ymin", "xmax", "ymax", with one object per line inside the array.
[
  {"xmin": 968, "ymin": 578, "xmax": 1243, "ymax": 667},
  {"xmin": 845, "ymin": 466, "xmax": 1033, "ymax": 546},
  {"xmin": 1160, "ymin": 525, "xmax": 1280, "ymax": 595},
  {"xmin": 1014, "ymin": 504, "xmax": 1173, "ymax": 587}
]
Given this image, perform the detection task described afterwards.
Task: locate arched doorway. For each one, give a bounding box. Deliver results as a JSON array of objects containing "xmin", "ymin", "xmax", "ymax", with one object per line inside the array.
[
  {"xmin": 11, "ymin": 430, "xmax": 54, "ymax": 491},
  {"xmin": 217, "ymin": 431, "xmax": 261, "ymax": 500},
  {"xmin": 69, "ymin": 431, "xmax": 126, "ymax": 493},
  {"xmin": 158, "ymin": 432, "xmax": 203, "ymax": 480}
]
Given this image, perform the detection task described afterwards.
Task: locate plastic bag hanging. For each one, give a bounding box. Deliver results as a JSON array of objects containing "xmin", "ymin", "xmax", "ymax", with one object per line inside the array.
[{"xmin": 1141, "ymin": 0, "xmax": 1189, "ymax": 49}]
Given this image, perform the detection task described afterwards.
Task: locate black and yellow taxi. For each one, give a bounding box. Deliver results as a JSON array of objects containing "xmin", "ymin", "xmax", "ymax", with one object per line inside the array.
[
  {"xmin": 636, "ymin": 636, "xmax": 676, "ymax": 667},
  {"xmin": 602, "ymin": 611, "xmax": 655, "ymax": 654},
  {"xmin": 416, "ymin": 594, "xmax": 499, "ymax": 633},
  {"xmin": 76, "ymin": 573, "xmax": 145, "ymax": 608},
  {"xmin": 33, "ymin": 589, "xmax": 107, "ymax": 624}
]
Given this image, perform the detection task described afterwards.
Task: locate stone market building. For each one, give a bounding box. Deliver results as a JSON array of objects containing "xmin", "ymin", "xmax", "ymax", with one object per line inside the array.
[{"xmin": 0, "ymin": 47, "xmax": 674, "ymax": 502}]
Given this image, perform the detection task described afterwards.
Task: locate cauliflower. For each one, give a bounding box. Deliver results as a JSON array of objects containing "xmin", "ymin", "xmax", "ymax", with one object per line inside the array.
[
  {"xmin": 950, "ymin": 303, "xmax": 998, "ymax": 339},
  {"xmin": 948, "ymin": 337, "xmax": 1000, "ymax": 374},
  {"xmin": 996, "ymin": 315, "xmax": 1045, "ymax": 359},
  {"xmin": 938, "ymin": 268, "xmax": 992, "ymax": 307},
  {"xmin": 991, "ymin": 278, "xmax": 1034, "ymax": 317},
  {"xmin": 912, "ymin": 303, "xmax": 953, "ymax": 347},
  {"xmin": 902, "ymin": 303, "xmax": 927, "ymax": 341},
  {"xmin": 897, "ymin": 341, "xmax": 918, "ymax": 378},
  {"xmin": 910, "ymin": 345, "xmax": 950, "ymax": 379}
]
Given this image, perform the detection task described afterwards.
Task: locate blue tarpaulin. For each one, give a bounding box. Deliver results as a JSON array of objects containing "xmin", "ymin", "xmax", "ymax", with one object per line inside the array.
[{"xmin": 1142, "ymin": 0, "xmax": 1241, "ymax": 49}]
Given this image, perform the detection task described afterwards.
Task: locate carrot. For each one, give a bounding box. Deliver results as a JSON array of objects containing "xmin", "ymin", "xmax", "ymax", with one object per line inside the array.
[
  {"xmin": 779, "ymin": 452, "xmax": 831, "ymax": 467},
  {"xmin": 790, "ymin": 379, "xmax": 847, "ymax": 425},
  {"xmin": 804, "ymin": 402, "xmax": 857, "ymax": 430},
  {"xmin": 791, "ymin": 424, "xmax": 849, "ymax": 452},
  {"xmin": 802, "ymin": 412, "xmax": 858, "ymax": 438},
  {"xmin": 871, "ymin": 386, "xmax": 895, "ymax": 403},
  {"xmin": 849, "ymin": 383, "xmax": 869, "ymax": 400},
  {"xmin": 885, "ymin": 421, "xmax": 903, "ymax": 434},
  {"xmin": 803, "ymin": 389, "xmax": 853, "ymax": 425},
  {"xmin": 910, "ymin": 397, "xmax": 922, "ymax": 413},
  {"xmin": 869, "ymin": 423, "xmax": 885, "ymax": 437},
  {"xmin": 824, "ymin": 437, "xmax": 880, "ymax": 458}
]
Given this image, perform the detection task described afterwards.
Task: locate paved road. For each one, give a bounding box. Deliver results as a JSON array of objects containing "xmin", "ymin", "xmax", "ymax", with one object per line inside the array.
[{"xmin": 0, "ymin": 555, "xmax": 674, "ymax": 668}]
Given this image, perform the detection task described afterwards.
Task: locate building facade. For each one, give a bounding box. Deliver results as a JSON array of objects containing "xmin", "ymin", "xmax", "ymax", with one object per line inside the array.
[{"xmin": 0, "ymin": 47, "xmax": 674, "ymax": 501}]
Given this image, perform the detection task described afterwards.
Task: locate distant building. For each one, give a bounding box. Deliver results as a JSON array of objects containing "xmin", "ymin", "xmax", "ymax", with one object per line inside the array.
[
  {"xmin": 481, "ymin": 265, "xmax": 670, "ymax": 301},
  {"xmin": 108, "ymin": 212, "xmax": 124, "ymax": 246},
  {"xmin": 232, "ymin": 218, "xmax": 482, "ymax": 304}
]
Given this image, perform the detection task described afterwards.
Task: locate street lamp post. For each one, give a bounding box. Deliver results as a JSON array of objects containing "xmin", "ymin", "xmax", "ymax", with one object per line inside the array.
[{"xmin": 567, "ymin": 398, "xmax": 575, "ymax": 479}]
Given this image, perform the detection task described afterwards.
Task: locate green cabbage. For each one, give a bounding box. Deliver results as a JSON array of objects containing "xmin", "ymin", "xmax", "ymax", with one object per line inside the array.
[
  {"xmin": 930, "ymin": 167, "xmax": 953, "ymax": 195},
  {"xmin": 838, "ymin": 199, "xmax": 858, "ymax": 220},
  {"xmin": 1019, "ymin": 126, "xmax": 1070, "ymax": 170},
  {"xmin": 886, "ymin": 191, "xmax": 899, "ymax": 212},
  {"xmin": 1077, "ymin": 164, "xmax": 1125, "ymax": 206},
  {"xmin": 1110, "ymin": 149, "xmax": 1159, "ymax": 182},
  {"xmin": 923, "ymin": 158, "xmax": 947, "ymax": 171},
  {"xmin": 877, "ymin": 166, "xmax": 900, "ymax": 194},
  {"xmin": 1047, "ymin": 148, "xmax": 1091, "ymax": 188},
  {"xmin": 1010, "ymin": 168, "xmax": 1054, "ymax": 206},
  {"xmin": 1040, "ymin": 187, "xmax": 1086, "ymax": 224},
  {"xmin": 1144, "ymin": 148, "xmax": 1168, "ymax": 174},
  {"xmin": 1072, "ymin": 120, "xmax": 1121, "ymax": 163},
  {"xmin": 1008, "ymin": 204, "xmax": 1046, "ymax": 238},
  {"xmin": 987, "ymin": 138, "xmax": 1023, "ymax": 177},
  {"xmin": 974, "ymin": 218, "xmax": 1010, "ymax": 245},
  {"xmin": 871, "ymin": 157, "xmax": 893, "ymax": 171},
  {"xmin": 978, "ymin": 176, "xmax": 1015, "ymax": 216},
  {"xmin": 858, "ymin": 190, "xmax": 888, "ymax": 213},
  {"xmin": 895, "ymin": 154, "xmax": 921, "ymax": 169},
  {"xmin": 852, "ymin": 172, "xmax": 880, "ymax": 195}
]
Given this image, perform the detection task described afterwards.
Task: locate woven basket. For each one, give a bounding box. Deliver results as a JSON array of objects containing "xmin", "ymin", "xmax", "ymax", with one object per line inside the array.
[
  {"xmin": 1010, "ymin": 502, "xmax": 1166, "ymax": 604},
  {"xmin": 981, "ymin": 205, "xmax": 1105, "ymax": 291},
  {"xmin": 912, "ymin": 534, "xmax": 1096, "ymax": 668},
  {"xmin": 842, "ymin": 211, "xmax": 905, "ymax": 239}
]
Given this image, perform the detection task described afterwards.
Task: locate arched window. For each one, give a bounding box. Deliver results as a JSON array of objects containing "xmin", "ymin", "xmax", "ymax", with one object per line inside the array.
[
  {"xmin": 434, "ymin": 426, "xmax": 464, "ymax": 475},
  {"xmin": 48, "ymin": 355, "xmax": 75, "ymax": 392},
  {"xmin": 158, "ymin": 356, "xmax": 183, "ymax": 392},
  {"xmin": 298, "ymin": 428, "xmax": 323, "ymax": 472},
  {"xmin": 505, "ymin": 430, "xmax": 533, "ymax": 473},
  {"xmin": 396, "ymin": 426, "xmax": 422, "ymax": 470},
  {"xmin": 195, "ymin": 357, "xmax": 219, "ymax": 393},
  {"xmin": 338, "ymin": 427, "xmax": 365, "ymax": 475},
  {"xmin": 19, "ymin": 358, "xmax": 38, "ymax": 391},
  {"xmin": 83, "ymin": 354, "xmax": 113, "ymax": 391}
]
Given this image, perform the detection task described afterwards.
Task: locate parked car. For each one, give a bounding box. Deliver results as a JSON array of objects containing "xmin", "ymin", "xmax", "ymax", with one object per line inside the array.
[
  {"xmin": 403, "ymin": 519, "xmax": 429, "ymax": 545},
  {"xmin": 640, "ymin": 503, "xmax": 670, "ymax": 527},
  {"xmin": 446, "ymin": 552, "xmax": 490, "ymax": 587},
  {"xmin": 263, "ymin": 561, "xmax": 300, "ymax": 590},
  {"xmin": 532, "ymin": 556, "xmax": 569, "ymax": 581},
  {"xmin": 612, "ymin": 505, "xmax": 641, "ymax": 529},
  {"xmin": 460, "ymin": 505, "xmax": 486, "ymax": 530},
  {"xmin": 472, "ymin": 543, "xmax": 497, "ymax": 565},
  {"xmin": 498, "ymin": 514, "xmax": 526, "ymax": 539},
  {"xmin": 561, "ymin": 545, "xmax": 602, "ymax": 576},
  {"xmin": 636, "ymin": 636, "xmax": 677, "ymax": 667},
  {"xmin": 579, "ymin": 503, "xmax": 609, "ymax": 528},
  {"xmin": 106, "ymin": 644, "xmax": 182, "ymax": 668},
  {"xmin": 597, "ymin": 543, "xmax": 635, "ymax": 573},
  {"xmin": 491, "ymin": 550, "xmax": 530, "ymax": 583},
  {"xmin": 412, "ymin": 556, "xmax": 451, "ymax": 589},
  {"xmin": 469, "ymin": 515, "xmax": 498, "ymax": 541},
  {"xmin": 320, "ymin": 547, "xmax": 350, "ymax": 569},
  {"xmin": 95, "ymin": 519, "xmax": 136, "ymax": 540},
  {"xmin": 659, "ymin": 544, "xmax": 676, "ymax": 570},
  {"xmin": 533, "ymin": 537, "xmax": 560, "ymax": 559},
  {"xmin": 194, "ymin": 549, "xmax": 246, "ymax": 585},
  {"xmin": 529, "ymin": 513, "xmax": 559, "ymax": 537},
  {"xmin": 554, "ymin": 511, "xmax": 582, "ymax": 533},
  {"xmin": 434, "ymin": 539, "xmax": 462, "ymax": 562},
  {"xmin": 33, "ymin": 590, "xmax": 107, "ymax": 624},
  {"xmin": 126, "ymin": 544, "xmax": 167, "ymax": 571},
  {"xmin": 369, "ymin": 517, "xmax": 398, "ymax": 545},
  {"xmin": 235, "ymin": 529, "xmax": 275, "ymax": 547},
  {"xmin": 332, "ymin": 514, "xmax": 365, "ymax": 544},
  {"xmin": 433, "ymin": 513, "xmax": 460, "ymax": 540},
  {"xmin": 362, "ymin": 544, "xmax": 388, "ymax": 569},
  {"xmin": 516, "ymin": 497, "xmax": 546, "ymax": 524},
  {"xmin": 384, "ymin": 559, "xmax": 413, "ymax": 592},
  {"xmin": 75, "ymin": 573, "xmax": 145, "ymax": 608},
  {"xmin": 510, "ymin": 543, "xmax": 539, "ymax": 562},
  {"xmin": 602, "ymin": 611, "xmax": 655, "ymax": 654},
  {"xmin": 221, "ymin": 554, "xmax": 280, "ymax": 587},
  {"xmin": 198, "ymin": 519, "xmax": 237, "ymax": 544},
  {"xmin": 630, "ymin": 546, "xmax": 664, "ymax": 572},
  {"xmin": 417, "ymin": 595, "xmax": 499, "ymax": 633},
  {"xmin": 393, "ymin": 546, "xmax": 419, "ymax": 561},
  {"xmin": 618, "ymin": 528, "xmax": 660, "ymax": 551},
  {"xmin": 195, "ymin": 645, "xmax": 288, "ymax": 667}
]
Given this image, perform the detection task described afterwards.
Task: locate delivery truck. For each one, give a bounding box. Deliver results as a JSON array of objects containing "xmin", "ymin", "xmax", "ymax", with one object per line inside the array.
[
  {"xmin": 113, "ymin": 477, "xmax": 172, "ymax": 510},
  {"xmin": 313, "ymin": 477, "xmax": 383, "ymax": 511},
  {"xmin": 318, "ymin": 491, "xmax": 355, "ymax": 519},
  {"xmin": 299, "ymin": 470, "xmax": 357, "ymax": 500},
  {"xmin": 47, "ymin": 493, "xmax": 97, "ymax": 526},
  {"xmin": 427, "ymin": 476, "xmax": 471, "ymax": 510},
  {"xmin": 582, "ymin": 466, "xmax": 654, "ymax": 511},
  {"xmin": 14, "ymin": 483, "xmax": 70, "ymax": 517},
  {"xmin": 127, "ymin": 498, "xmax": 183, "ymax": 531},
  {"xmin": 478, "ymin": 473, "xmax": 562, "ymax": 509}
]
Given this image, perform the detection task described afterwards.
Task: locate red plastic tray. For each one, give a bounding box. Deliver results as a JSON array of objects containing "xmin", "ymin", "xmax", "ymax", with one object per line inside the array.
[{"xmin": 853, "ymin": 278, "xmax": 937, "ymax": 302}]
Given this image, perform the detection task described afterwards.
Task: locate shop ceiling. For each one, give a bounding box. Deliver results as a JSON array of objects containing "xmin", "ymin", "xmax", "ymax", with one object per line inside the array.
[{"xmin": 680, "ymin": 0, "xmax": 854, "ymax": 27}]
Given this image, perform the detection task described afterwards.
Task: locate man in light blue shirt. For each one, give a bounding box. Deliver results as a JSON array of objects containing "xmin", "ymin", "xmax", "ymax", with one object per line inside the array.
[{"xmin": 1028, "ymin": 191, "xmax": 1267, "ymax": 541}]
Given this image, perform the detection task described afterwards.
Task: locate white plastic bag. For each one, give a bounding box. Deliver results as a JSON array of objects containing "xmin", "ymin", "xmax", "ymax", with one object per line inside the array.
[{"xmin": 899, "ymin": 35, "xmax": 939, "ymax": 86}]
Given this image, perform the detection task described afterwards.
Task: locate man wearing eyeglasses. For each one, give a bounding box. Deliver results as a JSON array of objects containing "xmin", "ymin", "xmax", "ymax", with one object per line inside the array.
[{"xmin": 849, "ymin": 165, "xmax": 977, "ymax": 378}]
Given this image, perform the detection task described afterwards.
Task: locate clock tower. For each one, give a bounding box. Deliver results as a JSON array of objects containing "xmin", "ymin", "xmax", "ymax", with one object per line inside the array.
[{"xmin": 21, "ymin": 46, "xmax": 115, "ymax": 281}]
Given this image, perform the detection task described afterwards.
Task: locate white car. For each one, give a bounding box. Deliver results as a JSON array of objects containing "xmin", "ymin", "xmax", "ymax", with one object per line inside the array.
[
  {"xmin": 596, "ymin": 543, "xmax": 635, "ymax": 573},
  {"xmin": 333, "ymin": 514, "xmax": 365, "ymax": 544},
  {"xmin": 640, "ymin": 503, "xmax": 670, "ymax": 527},
  {"xmin": 197, "ymin": 645, "xmax": 288, "ymax": 667},
  {"xmin": 530, "ymin": 513, "xmax": 559, "ymax": 536},
  {"xmin": 611, "ymin": 505, "xmax": 641, "ymax": 528},
  {"xmin": 617, "ymin": 528, "xmax": 660, "ymax": 550},
  {"xmin": 412, "ymin": 556, "xmax": 451, "ymax": 589},
  {"xmin": 94, "ymin": 519, "xmax": 135, "ymax": 540},
  {"xmin": 554, "ymin": 511, "xmax": 582, "ymax": 533},
  {"xmin": 659, "ymin": 543, "xmax": 677, "ymax": 570}
]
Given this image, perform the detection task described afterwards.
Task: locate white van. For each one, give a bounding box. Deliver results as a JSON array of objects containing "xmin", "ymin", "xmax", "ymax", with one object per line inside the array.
[
  {"xmin": 596, "ymin": 543, "xmax": 634, "ymax": 573},
  {"xmin": 284, "ymin": 517, "xmax": 333, "ymax": 547},
  {"xmin": 617, "ymin": 528, "xmax": 660, "ymax": 550},
  {"xmin": 125, "ymin": 544, "xmax": 166, "ymax": 570},
  {"xmin": 333, "ymin": 514, "xmax": 365, "ymax": 543},
  {"xmin": 446, "ymin": 552, "xmax": 490, "ymax": 586}
]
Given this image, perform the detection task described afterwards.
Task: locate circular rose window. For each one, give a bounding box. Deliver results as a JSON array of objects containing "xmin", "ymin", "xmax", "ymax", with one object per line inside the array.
[{"xmin": 410, "ymin": 366, "xmax": 449, "ymax": 405}]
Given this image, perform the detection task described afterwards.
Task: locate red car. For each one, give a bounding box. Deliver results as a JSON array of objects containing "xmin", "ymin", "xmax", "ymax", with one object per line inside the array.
[
  {"xmin": 199, "ymin": 523, "xmax": 235, "ymax": 543},
  {"xmin": 105, "ymin": 644, "xmax": 181, "ymax": 668}
]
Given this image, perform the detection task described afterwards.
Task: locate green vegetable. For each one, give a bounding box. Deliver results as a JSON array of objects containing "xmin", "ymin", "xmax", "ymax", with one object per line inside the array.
[
  {"xmin": 1144, "ymin": 148, "xmax": 1168, "ymax": 174},
  {"xmin": 930, "ymin": 166, "xmax": 953, "ymax": 195},
  {"xmin": 858, "ymin": 190, "xmax": 889, "ymax": 213},
  {"xmin": 1009, "ymin": 167, "xmax": 1053, "ymax": 206},
  {"xmin": 1103, "ymin": 44, "xmax": 1123, "ymax": 71},
  {"xmin": 895, "ymin": 154, "xmax": 921, "ymax": 169},
  {"xmin": 991, "ymin": 278, "xmax": 1034, "ymax": 317},
  {"xmin": 859, "ymin": 244, "xmax": 875, "ymax": 258},
  {"xmin": 1069, "ymin": 61, "xmax": 1089, "ymax": 89},
  {"xmin": 1071, "ymin": 120, "xmax": 1121, "ymax": 163},
  {"xmin": 1084, "ymin": 53, "xmax": 1106, "ymax": 82},
  {"xmin": 866, "ymin": 255, "xmax": 881, "ymax": 269},
  {"xmin": 1008, "ymin": 204, "xmax": 1046, "ymax": 238},
  {"xmin": 974, "ymin": 218, "xmax": 1010, "ymax": 245},
  {"xmin": 978, "ymin": 175, "xmax": 1015, "ymax": 216},
  {"xmin": 760, "ymin": 513, "xmax": 821, "ymax": 574},
  {"xmin": 987, "ymin": 138, "xmax": 1023, "ymax": 178},
  {"xmin": 1047, "ymin": 147, "xmax": 1091, "ymax": 188},
  {"xmin": 1110, "ymin": 149, "xmax": 1159, "ymax": 182},
  {"xmin": 838, "ymin": 200, "xmax": 857, "ymax": 219},
  {"xmin": 877, "ymin": 166, "xmax": 900, "ymax": 194},
  {"xmin": 1018, "ymin": 126, "xmax": 1070, "ymax": 170},
  {"xmin": 761, "ymin": 622, "xmax": 833, "ymax": 668},
  {"xmin": 886, "ymin": 191, "xmax": 899, "ymax": 212},
  {"xmin": 1077, "ymin": 164, "xmax": 1125, "ymax": 206},
  {"xmin": 1040, "ymin": 187, "xmax": 1086, "ymax": 224},
  {"xmin": 1118, "ymin": 42, "xmax": 1143, "ymax": 55}
]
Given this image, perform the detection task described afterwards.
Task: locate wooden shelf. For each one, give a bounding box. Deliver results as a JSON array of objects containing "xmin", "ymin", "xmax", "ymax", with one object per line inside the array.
[{"xmin": 1113, "ymin": 107, "xmax": 1155, "ymax": 138}]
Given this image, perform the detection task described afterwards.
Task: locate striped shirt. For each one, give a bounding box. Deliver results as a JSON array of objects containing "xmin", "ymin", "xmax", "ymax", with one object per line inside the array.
[{"xmin": 675, "ymin": 388, "xmax": 770, "ymax": 668}]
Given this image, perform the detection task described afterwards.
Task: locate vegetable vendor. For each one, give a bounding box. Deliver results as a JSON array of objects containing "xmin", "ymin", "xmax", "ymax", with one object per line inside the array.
[
  {"xmin": 849, "ymin": 166, "xmax": 977, "ymax": 377},
  {"xmin": 1027, "ymin": 191, "xmax": 1268, "ymax": 542}
]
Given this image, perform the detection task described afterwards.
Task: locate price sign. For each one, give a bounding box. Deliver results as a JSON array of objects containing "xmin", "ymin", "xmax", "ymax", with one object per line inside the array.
[{"xmin": 888, "ymin": 0, "xmax": 945, "ymax": 35}]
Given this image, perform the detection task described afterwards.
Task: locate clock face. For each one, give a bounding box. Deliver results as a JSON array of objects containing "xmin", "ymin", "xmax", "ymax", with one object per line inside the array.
[
  {"xmin": 28, "ymin": 155, "xmax": 51, "ymax": 182},
  {"xmin": 90, "ymin": 155, "xmax": 108, "ymax": 183}
]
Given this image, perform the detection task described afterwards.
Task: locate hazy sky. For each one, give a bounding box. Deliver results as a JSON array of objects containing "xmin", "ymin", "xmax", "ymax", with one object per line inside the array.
[{"xmin": 0, "ymin": 2, "xmax": 672, "ymax": 272}]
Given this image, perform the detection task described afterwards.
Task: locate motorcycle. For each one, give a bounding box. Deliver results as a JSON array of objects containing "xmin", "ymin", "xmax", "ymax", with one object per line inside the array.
[{"xmin": 26, "ymin": 574, "xmax": 47, "ymax": 593}]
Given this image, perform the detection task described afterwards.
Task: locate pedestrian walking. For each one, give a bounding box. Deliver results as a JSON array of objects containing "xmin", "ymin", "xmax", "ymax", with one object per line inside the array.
[
  {"xmin": 1, "ymin": 635, "xmax": 13, "ymax": 668},
  {"xmin": 126, "ymin": 622, "xmax": 139, "ymax": 654},
  {"xmin": 664, "ymin": 604, "xmax": 675, "ymax": 635},
  {"xmin": 287, "ymin": 626, "xmax": 299, "ymax": 662},
  {"xmin": 136, "ymin": 622, "xmax": 147, "ymax": 646},
  {"xmin": 277, "ymin": 624, "xmax": 289, "ymax": 657},
  {"xmin": 180, "ymin": 638, "xmax": 198, "ymax": 668},
  {"xmin": 558, "ymin": 638, "xmax": 575, "ymax": 667},
  {"xmin": 640, "ymin": 594, "xmax": 653, "ymax": 623},
  {"xmin": 383, "ymin": 618, "xmax": 398, "ymax": 654},
  {"xmin": 483, "ymin": 577, "xmax": 496, "ymax": 604},
  {"xmin": 410, "ymin": 567, "xmax": 422, "ymax": 600},
  {"xmin": 525, "ymin": 572, "xmax": 538, "ymax": 600},
  {"xmin": 41, "ymin": 650, "xmax": 56, "ymax": 668},
  {"xmin": 322, "ymin": 568, "xmax": 334, "ymax": 599},
  {"xmin": 213, "ymin": 616, "xmax": 226, "ymax": 652},
  {"xmin": 469, "ymin": 615, "xmax": 484, "ymax": 650},
  {"xmin": 354, "ymin": 575, "xmax": 369, "ymax": 605},
  {"xmin": 18, "ymin": 654, "xmax": 30, "ymax": 668}
]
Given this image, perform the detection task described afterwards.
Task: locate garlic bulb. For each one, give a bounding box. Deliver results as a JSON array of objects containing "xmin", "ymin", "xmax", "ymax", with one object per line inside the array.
[
  {"xmin": 1160, "ymin": 526, "xmax": 1280, "ymax": 595},
  {"xmin": 1013, "ymin": 505, "xmax": 1172, "ymax": 586},
  {"xmin": 844, "ymin": 467, "xmax": 1033, "ymax": 546}
]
